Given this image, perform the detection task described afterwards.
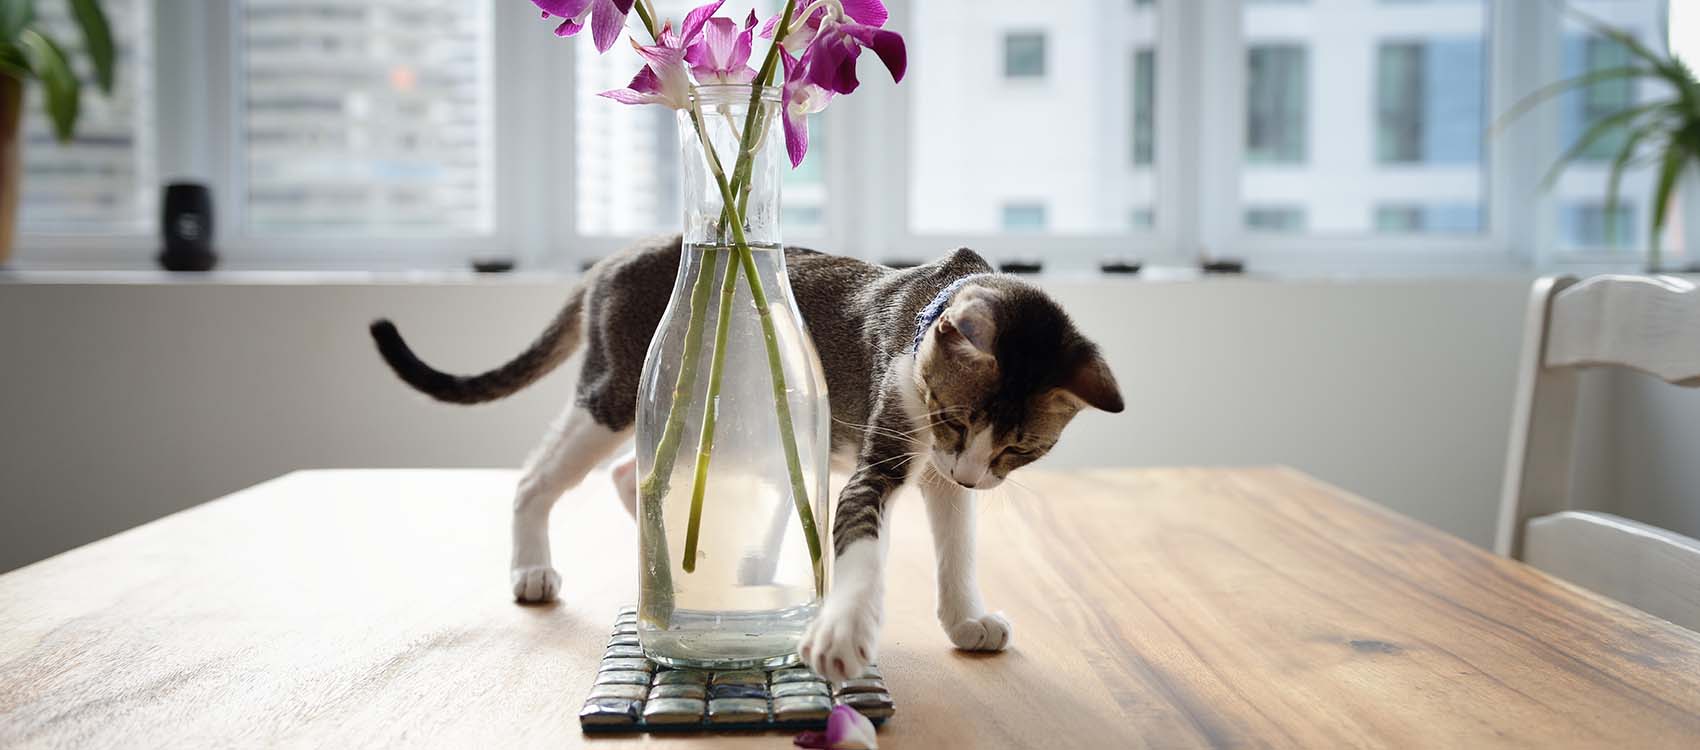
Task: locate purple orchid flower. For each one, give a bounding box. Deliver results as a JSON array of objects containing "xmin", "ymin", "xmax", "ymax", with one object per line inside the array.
[
  {"xmin": 800, "ymin": 20, "xmax": 904, "ymax": 95},
  {"xmin": 532, "ymin": 0, "xmax": 636, "ymax": 53},
  {"xmin": 687, "ymin": 11, "xmax": 760, "ymax": 84},
  {"xmin": 780, "ymin": 49, "xmax": 834, "ymax": 168},
  {"xmin": 600, "ymin": 1, "xmax": 728, "ymax": 111},
  {"xmin": 600, "ymin": 35, "xmax": 693, "ymax": 110},
  {"xmin": 761, "ymin": 0, "xmax": 904, "ymax": 95},
  {"xmin": 794, "ymin": 705, "xmax": 878, "ymax": 749},
  {"xmin": 761, "ymin": 0, "xmax": 888, "ymax": 56}
]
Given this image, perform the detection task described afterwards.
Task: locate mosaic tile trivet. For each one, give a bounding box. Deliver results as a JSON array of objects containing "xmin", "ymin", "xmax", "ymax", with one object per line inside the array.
[{"xmin": 579, "ymin": 607, "xmax": 895, "ymax": 733}]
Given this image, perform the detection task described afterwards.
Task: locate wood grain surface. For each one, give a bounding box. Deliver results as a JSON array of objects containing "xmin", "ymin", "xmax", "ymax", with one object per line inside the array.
[{"xmin": 3, "ymin": 468, "xmax": 1699, "ymax": 748}]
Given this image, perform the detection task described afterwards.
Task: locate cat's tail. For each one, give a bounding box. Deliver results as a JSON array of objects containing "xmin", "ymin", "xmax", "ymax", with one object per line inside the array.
[{"xmin": 369, "ymin": 285, "xmax": 585, "ymax": 405}]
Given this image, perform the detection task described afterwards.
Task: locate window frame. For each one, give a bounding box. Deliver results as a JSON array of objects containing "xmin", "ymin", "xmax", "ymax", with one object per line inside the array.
[{"xmin": 12, "ymin": 0, "xmax": 1671, "ymax": 273}]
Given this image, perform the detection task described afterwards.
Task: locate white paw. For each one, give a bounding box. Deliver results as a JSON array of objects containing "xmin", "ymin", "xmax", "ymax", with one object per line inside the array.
[
  {"xmin": 946, "ymin": 611, "xmax": 1012, "ymax": 651},
  {"xmin": 800, "ymin": 598, "xmax": 881, "ymax": 681},
  {"xmin": 511, "ymin": 564, "xmax": 561, "ymax": 602},
  {"xmin": 610, "ymin": 454, "xmax": 638, "ymax": 519},
  {"xmin": 736, "ymin": 551, "xmax": 779, "ymax": 586}
]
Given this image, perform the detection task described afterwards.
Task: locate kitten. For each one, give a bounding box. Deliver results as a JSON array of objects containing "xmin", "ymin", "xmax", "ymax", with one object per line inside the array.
[{"xmin": 369, "ymin": 235, "xmax": 1122, "ymax": 681}]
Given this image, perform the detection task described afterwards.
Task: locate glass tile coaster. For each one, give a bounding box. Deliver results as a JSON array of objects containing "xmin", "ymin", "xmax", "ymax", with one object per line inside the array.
[{"xmin": 578, "ymin": 606, "xmax": 894, "ymax": 734}]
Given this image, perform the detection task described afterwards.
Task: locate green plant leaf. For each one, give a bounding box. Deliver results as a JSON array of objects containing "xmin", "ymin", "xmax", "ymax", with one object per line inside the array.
[
  {"xmin": 1492, "ymin": 65, "xmax": 1662, "ymax": 135},
  {"xmin": 0, "ymin": 40, "xmax": 29, "ymax": 78},
  {"xmin": 0, "ymin": 0, "xmax": 33, "ymax": 41},
  {"xmin": 67, "ymin": 0, "xmax": 112, "ymax": 93},
  {"xmin": 1647, "ymin": 143, "xmax": 1690, "ymax": 263},
  {"xmin": 1566, "ymin": 4, "xmax": 1700, "ymax": 122},
  {"xmin": 1539, "ymin": 100, "xmax": 1670, "ymax": 189},
  {"xmin": 18, "ymin": 28, "xmax": 78, "ymax": 142}
]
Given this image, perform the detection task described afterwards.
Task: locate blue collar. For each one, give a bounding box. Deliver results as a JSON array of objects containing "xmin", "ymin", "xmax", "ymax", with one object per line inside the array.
[{"xmin": 912, "ymin": 276, "xmax": 975, "ymax": 353}]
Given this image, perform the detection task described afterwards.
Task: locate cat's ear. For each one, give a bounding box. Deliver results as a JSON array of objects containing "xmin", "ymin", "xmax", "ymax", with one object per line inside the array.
[
  {"xmin": 938, "ymin": 294, "xmax": 997, "ymax": 359},
  {"xmin": 1060, "ymin": 353, "xmax": 1124, "ymax": 412}
]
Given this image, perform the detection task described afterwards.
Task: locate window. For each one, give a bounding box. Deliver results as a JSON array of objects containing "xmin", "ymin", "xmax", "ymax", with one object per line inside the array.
[
  {"xmin": 1562, "ymin": 202, "xmax": 1636, "ymax": 251},
  {"xmin": 911, "ymin": 1, "xmax": 1159, "ymax": 236},
  {"xmin": 1003, "ymin": 32, "xmax": 1046, "ymax": 79},
  {"xmin": 1572, "ymin": 36, "xmax": 1635, "ymax": 161},
  {"xmin": 1377, "ymin": 40, "xmax": 1483, "ymax": 164},
  {"xmin": 1131, "ymin": 48, "xmax": 1155, "ymax": 165},
  {"xmin": 12, "ymin": 0, "xmax": 1679, "ymax": 272},
  {"xmin": 1245, "ymin": 206, "xmax": 1306, "ymax": 233},
  {"xmin": 240, "ymin": 0, "xmax": 493, "ymax": 234},
  {"xmin": 1546, "ymin": 5, "xmax": 1664, "ymax": 256},
  {"xmin": 1245, "ymin": 45, "xmax": 1306, "ymax": 164},
  {"xmin": 19, "ymin": 0, "xmax": 153, "ymax": 233},
  {"xmin": 1375, "ymin": 203, "xmax": 1481, "ymax": 234},
  {"xmin": 1241, "ymin": 0, "xmax": 1487, "ymax": 238},
  {"xmin": 1001, "ymin": 202, "xmax": 1047, "ymax": 232}
]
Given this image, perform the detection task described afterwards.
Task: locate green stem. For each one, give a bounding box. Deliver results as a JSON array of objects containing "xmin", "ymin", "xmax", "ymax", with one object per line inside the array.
[
  {"xmin": 636, "ymin": 245, "xmax": 717, "ymax": 626},
  {"xmin": 682, "ymin": 215, "xmax": 741, "ymax": 573}
]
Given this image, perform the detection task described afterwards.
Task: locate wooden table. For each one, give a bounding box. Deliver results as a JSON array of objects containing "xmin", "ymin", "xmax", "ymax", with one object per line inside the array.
[{"xmin": 3, "ymin": 468, "xmax": 1699, "ymax": 748}]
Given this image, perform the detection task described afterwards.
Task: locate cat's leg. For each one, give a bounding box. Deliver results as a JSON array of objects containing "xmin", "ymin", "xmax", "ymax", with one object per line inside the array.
[
  {"xmin": 609, "ymin": 450, "xmax": 638, "ymax": 519},
  {"xmin": 919, "ymin": 467, "xmax": 1011, "ymax": 651},
  {"xmin": 736, "ymin": 488, "xmax": 796, "ymax": 586},
  {"xmin": 512, "ymin": 402, "xmax": 630, "ymax": 602},
  {"xmin": 800, "ymin": 461, "xmax": 907, "ymax": 681}
]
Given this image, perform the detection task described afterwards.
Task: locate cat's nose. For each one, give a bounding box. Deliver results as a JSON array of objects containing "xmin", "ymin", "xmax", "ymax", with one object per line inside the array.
[{"xmin": 951, "ymin": 463, "xmax": 986, "ymax": 488}]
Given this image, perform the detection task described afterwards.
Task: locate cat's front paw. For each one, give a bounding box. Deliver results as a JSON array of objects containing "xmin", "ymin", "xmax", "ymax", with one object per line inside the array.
[
  {"xmin": 511, "ymin": 564, "xmax": 561, "ymax": 603},
  {"xmin": 800, "ymin": 599, "xmax": 881, "ymax": 681},
  {"xmin": 945, "ymin": 611, "xmax": 1012, "ymax": 652}
]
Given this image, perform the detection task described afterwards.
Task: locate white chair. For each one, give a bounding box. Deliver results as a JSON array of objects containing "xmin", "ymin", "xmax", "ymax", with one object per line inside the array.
[{"xmin": 1497, "ymin": 275, "xmax": 1700, "ymax": 632}]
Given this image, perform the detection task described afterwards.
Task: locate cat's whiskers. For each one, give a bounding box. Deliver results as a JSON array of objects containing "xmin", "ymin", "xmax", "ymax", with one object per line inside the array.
[{"xmin": 861, "ymin": 450, "xmax": 928, "ymax": 472}]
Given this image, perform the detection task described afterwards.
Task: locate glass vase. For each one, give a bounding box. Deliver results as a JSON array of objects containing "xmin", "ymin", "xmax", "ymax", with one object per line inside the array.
[{"xmin": 634, "ymin": 84, "xmax": 831, "ymax": 670}]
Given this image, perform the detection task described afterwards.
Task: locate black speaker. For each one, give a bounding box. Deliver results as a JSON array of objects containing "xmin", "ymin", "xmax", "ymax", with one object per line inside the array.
[{"xmin": 157, "ymin": 182, "xmax": 217, "ymax": 271}]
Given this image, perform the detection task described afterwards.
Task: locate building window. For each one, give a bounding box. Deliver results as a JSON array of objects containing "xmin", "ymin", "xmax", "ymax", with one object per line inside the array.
[
  {"xmin": 911, "ymin": 3, "xmax": 1158, "ymax": 235},
  {"xmin": 1003, "ymin": 32, "xmax": 1046, "ymax": 79},
  {"xmin": 241, "ymin": 1, "xmax": 494, "ymax": 234},
  {"xmin": 1129, "ymin": 207, "xmax": 1154, "ymax": 229},
  {"xmin": 1566, "ymin": 35, "xmax": 1636, "ymax": 161},
  {"xmin": 1001, "ymin": 202, "xmax": 1048, "ymax": 231},
  {"xmin": 1377, "ymin": 40, "xmax": 1484, "ymax": 164},
  {"xmin": 1375, "ymin": 203, "xmax": 1482, "ymax": 233},
  {"xmin": 20, "ymin": 0, "xmax": 153, "ymax": 233},
  {"xmin": 1246, "ymin": 45, "xmax": 1307, "ymax": 164},
  {"xmin": 1245, "ymin": 206, "xmax": 1306, "ymax": 233},
  {"xmin": 1131, "ymin": 48, "xmax": 1156, "ymax": 166},
  {"xmin": 1562, "ymin": 202, "xmax": 1636, "ymax": 250}
]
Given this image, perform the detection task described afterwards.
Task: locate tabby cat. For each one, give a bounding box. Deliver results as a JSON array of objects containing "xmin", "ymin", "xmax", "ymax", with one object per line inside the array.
[{"xmin": 370, "ymin": 235, "xmax": 1122, "ymax": 681}]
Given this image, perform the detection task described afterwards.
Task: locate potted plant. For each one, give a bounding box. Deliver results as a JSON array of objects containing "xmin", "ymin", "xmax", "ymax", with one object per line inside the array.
[
  {"xmin": 0, "ymin": 0, "xmax": 114, "ymax": 266},
  {"xmin": 1500, "ymin": 8, "xmax": 1699, "ymax": 272}
]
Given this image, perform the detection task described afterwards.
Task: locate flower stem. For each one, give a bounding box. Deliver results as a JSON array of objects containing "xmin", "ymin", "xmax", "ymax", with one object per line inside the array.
[
  {"xmin": 636, "ymin": 244, "xmax": 717, "ymax": 626},
  {"xmin": 681, "ymin": 213, "xmax": 741, "ymax": 573}
]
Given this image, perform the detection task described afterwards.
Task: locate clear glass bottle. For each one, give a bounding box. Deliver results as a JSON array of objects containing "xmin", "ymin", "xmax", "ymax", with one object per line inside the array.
[{"xmin": 634, "ymin": 84, "xmax": 831, "ymax": 670}]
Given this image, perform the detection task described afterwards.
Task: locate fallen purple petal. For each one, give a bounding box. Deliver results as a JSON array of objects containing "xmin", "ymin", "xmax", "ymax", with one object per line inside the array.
[{"xmin": 794, "ymin": 705, "xmax": 878, "ymax": 749}]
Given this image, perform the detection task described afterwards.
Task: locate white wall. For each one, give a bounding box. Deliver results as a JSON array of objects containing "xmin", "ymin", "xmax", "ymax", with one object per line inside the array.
[{"xmin": 0, "ymin": 274, "xmax": 1549, "ymax": 573}]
